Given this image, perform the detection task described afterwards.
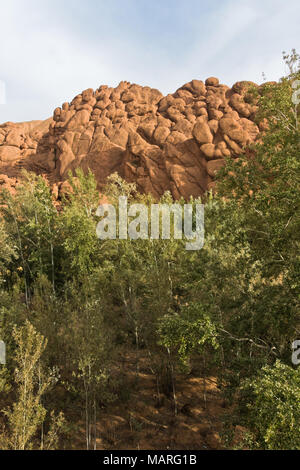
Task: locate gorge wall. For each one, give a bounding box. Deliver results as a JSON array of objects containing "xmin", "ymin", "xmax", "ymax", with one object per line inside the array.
[{"xmin": 0, "ymin": 77, "xmax": 266, "ymax": 199}]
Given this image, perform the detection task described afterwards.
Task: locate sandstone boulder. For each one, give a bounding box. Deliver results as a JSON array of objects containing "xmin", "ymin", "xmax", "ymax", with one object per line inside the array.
[{"xmin": 0, "ymin": 77, "xmax": 262, "ymax": 199}]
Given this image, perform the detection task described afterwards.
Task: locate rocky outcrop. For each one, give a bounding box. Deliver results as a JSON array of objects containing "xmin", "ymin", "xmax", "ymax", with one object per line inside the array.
[{"xmin": 0, "ymin": 78, "xmax": 264, "ymax": 199}]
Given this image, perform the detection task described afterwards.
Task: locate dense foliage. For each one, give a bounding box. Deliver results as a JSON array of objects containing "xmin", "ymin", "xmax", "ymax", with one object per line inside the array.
[{"xmin": 0, "ymin": 53, "xmax": 299, "ymax": 450}]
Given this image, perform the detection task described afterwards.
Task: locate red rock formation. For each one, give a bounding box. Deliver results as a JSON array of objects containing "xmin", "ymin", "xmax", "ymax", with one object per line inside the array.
[{"xmin": 0, "ymin": 78, "xmax": 263, "ymax": 199}]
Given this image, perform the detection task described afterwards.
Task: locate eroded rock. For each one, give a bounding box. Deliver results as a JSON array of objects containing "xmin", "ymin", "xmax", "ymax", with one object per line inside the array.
[{"xmin": 0, "ymin": 77, "xmax": 264, "ymax": 199}]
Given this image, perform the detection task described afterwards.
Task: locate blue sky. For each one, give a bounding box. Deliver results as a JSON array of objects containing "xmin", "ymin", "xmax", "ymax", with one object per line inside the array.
[{"xmin": 0, "ymin": 0, "xmax": 299, "ymax": 122}]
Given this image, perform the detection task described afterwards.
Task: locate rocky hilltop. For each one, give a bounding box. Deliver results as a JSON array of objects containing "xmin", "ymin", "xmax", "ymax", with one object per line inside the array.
[{"xmin": 0, "ymin": 77, "xmax": 266, "ymax": 199}]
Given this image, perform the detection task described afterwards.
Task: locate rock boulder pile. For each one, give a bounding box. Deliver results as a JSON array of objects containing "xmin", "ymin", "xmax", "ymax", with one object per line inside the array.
[{"xmin": 0, "ymin": 78, "xmax": 266, "ymax": 199}]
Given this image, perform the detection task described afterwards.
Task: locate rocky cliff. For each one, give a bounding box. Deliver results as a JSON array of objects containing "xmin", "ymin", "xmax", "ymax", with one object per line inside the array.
[{"xmin": 0, "ymin": 77, "xmax": 265, "ymax": 199}]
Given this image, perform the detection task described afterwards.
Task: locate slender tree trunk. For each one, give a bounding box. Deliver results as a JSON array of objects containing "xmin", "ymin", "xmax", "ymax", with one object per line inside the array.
[
  {"xmin": 167, "ymin": 348, "xmax": 177, "ymax": 416},
  {"xmin": 135, "ymin": 325, "xmax": 140, "ymax": 382},
  {"xmin": 48, "ymin": 218, "xmax": 55, "ymax": 293},
  {"xmin": 93, "ymin": 396, "xmax": 97, "ymax": 450},
  {"xmin": 39, "ymin": 364, "xmax": 44, "ymax": 450},
  {"xmin": 10, "ymin": 207, "xmax": 29, "ymax": 307},
  {"xmin": 84, "ymin": 376, "xmax": 89, "ymax": 450},
  {"xmin": 203, "ymin": 355, "xmax": 207, "ymax": 410}
]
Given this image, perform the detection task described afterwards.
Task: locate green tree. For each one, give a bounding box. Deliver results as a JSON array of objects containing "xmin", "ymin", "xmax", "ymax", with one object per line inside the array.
[
  {"xmin": 0, "ymin": 321, "xmax": 64, "ymax": 450},
  {"xmin": 0, "ymin": 171, "xmax": 58, "ymax": 301},
  {"xmin": 239, "ymin": 361, "xmax": 300, "ymax": 450}
]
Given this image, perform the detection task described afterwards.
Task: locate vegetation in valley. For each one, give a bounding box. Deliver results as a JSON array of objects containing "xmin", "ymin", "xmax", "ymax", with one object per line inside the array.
[{"xmin": 0, "ymin": 53, "xmax": 299, "ymax": 450}]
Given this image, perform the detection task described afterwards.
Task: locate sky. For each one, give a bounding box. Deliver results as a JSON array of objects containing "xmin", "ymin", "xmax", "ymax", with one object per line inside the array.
[{"xmin": 0, "ymin": 0, "xmax": 299, "ymax": 123}]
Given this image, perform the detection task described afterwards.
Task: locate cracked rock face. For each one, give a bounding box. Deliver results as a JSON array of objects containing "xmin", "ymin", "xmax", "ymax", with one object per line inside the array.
[{"xmin": 0, "ymin": 78, "xmax": 264, "ymax": 199}]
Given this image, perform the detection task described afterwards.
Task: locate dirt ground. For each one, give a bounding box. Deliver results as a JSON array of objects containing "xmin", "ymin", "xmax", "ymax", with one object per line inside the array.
[{"xmin": 72, "ymin": 354, "xmax": 227, "ymax": 450}]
